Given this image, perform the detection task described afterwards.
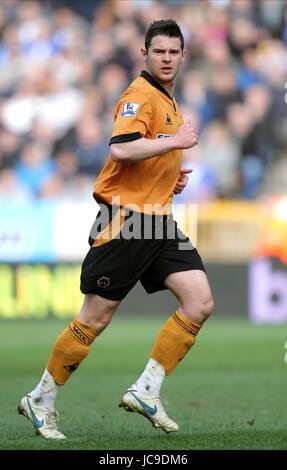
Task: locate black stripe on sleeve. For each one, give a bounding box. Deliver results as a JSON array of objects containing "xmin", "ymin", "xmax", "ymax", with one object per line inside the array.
[{"xmin": 109, "ymin": 132, "xmax": 142, "ymax": 145}]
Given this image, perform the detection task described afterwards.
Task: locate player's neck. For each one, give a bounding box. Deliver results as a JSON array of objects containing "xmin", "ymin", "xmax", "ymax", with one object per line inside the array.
[
  {"xmin": 146, "ymin": 70, "xmax": 175, "ymax": 97},
  {"xmin": 155, "ymin": 78, "xmax": 175, "ymax": 97},
  {"xmin": 161, "ymin": 81, "xmax": 175, "ymax": 97}
]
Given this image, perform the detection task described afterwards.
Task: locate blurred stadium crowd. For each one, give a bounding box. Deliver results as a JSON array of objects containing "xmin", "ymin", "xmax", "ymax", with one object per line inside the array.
[{"xmin": 0, "ymin": 0, "xmax": 287, "ymax": 203}]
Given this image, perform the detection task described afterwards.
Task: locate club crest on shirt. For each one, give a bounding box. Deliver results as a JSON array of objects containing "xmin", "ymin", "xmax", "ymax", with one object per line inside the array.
[{"xmin": 121, "ymin": 102, "xmax": 140, "ymax": 117}]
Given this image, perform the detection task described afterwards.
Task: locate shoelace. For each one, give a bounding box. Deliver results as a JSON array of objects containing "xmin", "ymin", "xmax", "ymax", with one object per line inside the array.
[
  {"xmin": 160, "ymin": 396, "xmax": 169, "ymax": 406},
  {"xmin": 152, "ymin": 397, "xmax": 177, "ymax": 425},
  {"xmin": 151, "ymin": 395, "xmax": 168, "ymax": 407},
  {"xmin": 43, "ymin": 409, "xmax": 59, "ymax": 430}
]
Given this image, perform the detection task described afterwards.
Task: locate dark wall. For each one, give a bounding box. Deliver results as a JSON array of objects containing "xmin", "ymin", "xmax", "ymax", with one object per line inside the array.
[
  {"xmin": 0, "ymin": 263, "xmax": 248, "ymax": 318},
  {"xmin": 118, "ymin": 264, "xmax": 248, "ymax": 317}
]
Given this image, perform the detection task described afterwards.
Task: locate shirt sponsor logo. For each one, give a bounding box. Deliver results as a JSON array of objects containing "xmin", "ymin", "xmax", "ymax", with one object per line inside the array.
[
  {"xmin": 121, "ymin": 102, "xmax": 140, "ymax": 117},
  {"xmin": 156, "ymin": 133, "xmax": 174, "ymax": 138}
]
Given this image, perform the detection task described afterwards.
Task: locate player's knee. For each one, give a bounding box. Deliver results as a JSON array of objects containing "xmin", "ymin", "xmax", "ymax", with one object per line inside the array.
[
  {"xmin": 93, "ymin": 315, "xmax": 113, "ymax": 334},
  {"xmin": 203, "ymin": 297, "xmax": 214, "ymax": 320},
  {"xmin": 81, "ymin": 313, "xmax": 113, "ymax": 335},
  {"xmin": 182, "ymin": 296, "xmax": 214, "ymax": 324},
  {"xmin": 194, "ymin": 300, "xmax": 213, "ymax": 324}
]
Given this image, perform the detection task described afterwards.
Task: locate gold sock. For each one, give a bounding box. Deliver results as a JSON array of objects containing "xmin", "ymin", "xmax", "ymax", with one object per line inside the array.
[
  {"xmin": 47, "ymin": 320, "xmax": 96, "ymax": 385},
  {"xmin": 150, "ymin": 310, "xmax": 201, "ymax": 375}
]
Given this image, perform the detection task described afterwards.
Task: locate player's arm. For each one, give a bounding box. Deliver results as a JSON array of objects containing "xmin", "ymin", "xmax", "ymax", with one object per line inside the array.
[{"xmin": 110, "ymin": 122, "xmax": 198, "ymax": 163}]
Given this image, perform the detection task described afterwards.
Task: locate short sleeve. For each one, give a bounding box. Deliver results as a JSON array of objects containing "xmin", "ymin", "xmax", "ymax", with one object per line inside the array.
[{"xmin": 109, "ymin": 92, "xmax": 152, "ymax": 145}]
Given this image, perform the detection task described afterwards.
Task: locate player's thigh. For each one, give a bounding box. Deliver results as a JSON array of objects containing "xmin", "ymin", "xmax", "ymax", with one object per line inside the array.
[{"xmin": 164, "ymin": 269, "xmax": 213, "ymax": 310}]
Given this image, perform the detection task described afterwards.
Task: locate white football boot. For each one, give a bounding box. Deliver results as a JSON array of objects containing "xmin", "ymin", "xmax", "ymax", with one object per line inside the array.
[
  {"xmin": 18, "ymin": 394, "xmax": 66, "ymax": 439},
  {"xmin": 119, "ymin": 384, "xmax": 179, "ymax": 433}
]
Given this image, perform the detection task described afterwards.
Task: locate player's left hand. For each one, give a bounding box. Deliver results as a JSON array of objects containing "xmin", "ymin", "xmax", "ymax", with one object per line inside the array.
[{"xmin": 173, "ymin": 168, "xmax": 193, "ymax": 194}]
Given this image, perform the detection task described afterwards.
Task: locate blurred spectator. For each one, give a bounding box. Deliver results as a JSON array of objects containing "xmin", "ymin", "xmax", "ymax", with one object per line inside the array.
[
  {"xmin": 15, "ymin": 141, "xmax": 56, "ymax": 197},
  {"xmin": 227, "ymin": 102, "xmax": 265, "ymax": 199},
  {"xmin": 0, "ymin": 127, "xmax": 22, "ymax": 170},
  {"xmin": 199, "ymin": 120, "xmax": 241, "ymax": 198},
  {"xmin": 236, "ymin": 48, "xmax": 266, "ymax": 92},
  {"xmin": 0, "ymin": 167, "xmax": 31, "ymax": 201},
  {"xmin": 59, "ymin": 116, "xmax": 108, "ymax": 176},
  {"xmin": 0, "ymin": 0, "xmax": 286, "ymax": 203}
]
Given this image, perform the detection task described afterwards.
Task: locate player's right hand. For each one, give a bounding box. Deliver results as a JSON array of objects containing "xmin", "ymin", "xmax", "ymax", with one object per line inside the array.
[{"xmin": 174, "ymin": 121, "xmax": 199, "ymax": 149}]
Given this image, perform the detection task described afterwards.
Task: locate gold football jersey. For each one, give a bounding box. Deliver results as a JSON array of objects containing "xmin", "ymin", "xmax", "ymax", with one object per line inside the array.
[{"xmin": 94, "ymin": 71, "xmax": 184, "ymax": 215}]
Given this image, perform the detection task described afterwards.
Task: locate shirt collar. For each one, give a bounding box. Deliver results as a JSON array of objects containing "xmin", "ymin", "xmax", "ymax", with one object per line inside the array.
[{"xmin": 140, "ymin": 70, "xmax": 173, "ymax": 101}]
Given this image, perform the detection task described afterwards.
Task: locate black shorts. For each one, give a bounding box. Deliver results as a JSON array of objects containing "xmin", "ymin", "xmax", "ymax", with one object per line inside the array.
[{"xmin": 80, "ymin": 203, "xmax": 205, "ymax": 301}]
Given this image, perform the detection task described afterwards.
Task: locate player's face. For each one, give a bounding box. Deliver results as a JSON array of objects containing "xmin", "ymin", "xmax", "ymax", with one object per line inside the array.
[{"xmin": 142, "ymin": 35, "xmax": 185, "ymax": 92}]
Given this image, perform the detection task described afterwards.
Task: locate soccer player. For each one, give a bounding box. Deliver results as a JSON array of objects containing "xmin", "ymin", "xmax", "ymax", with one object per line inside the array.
[{"xmin": 18, "ymin": 19, "xmax": 214, "ymax": 439}]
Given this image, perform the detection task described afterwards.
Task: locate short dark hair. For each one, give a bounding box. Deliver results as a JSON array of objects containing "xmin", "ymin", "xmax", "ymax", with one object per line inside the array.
[{"xmin": 145, "ymin": 19, "xmax": 184, "ymax": 52}]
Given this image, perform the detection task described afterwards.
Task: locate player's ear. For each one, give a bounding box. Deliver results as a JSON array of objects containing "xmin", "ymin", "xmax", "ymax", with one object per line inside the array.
[
  {"xmin": 181, "ymin": 48, "xmax": 186, "ymax": 63},
  {"xmin": 141, "ymin": 48, "xmax": 147, "ymax": 59}
]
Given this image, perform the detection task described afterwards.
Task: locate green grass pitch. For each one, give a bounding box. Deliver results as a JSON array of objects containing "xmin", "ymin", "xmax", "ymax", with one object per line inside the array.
[{"xmin": 0, "ymin": 316, "xmax": 286, "ymax": 450}]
